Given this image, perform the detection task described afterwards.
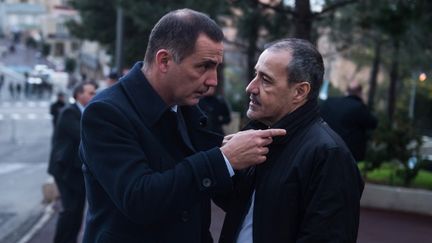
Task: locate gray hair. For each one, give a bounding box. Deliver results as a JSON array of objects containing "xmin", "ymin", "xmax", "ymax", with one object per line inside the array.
[{"xmin": 265, "ymin": 38, "xmax": 324, "ymax": 100}]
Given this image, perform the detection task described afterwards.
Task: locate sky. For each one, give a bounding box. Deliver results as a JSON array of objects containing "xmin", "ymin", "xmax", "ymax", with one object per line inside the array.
[{"xmin": 283, "ymin": 0, "xmax": 324, "ymax": 12}]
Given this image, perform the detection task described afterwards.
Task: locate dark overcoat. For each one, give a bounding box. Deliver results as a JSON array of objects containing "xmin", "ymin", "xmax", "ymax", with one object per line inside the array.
[
  {"xmin": 79, "ymin": 62, "xmax": 232, "ymax": 243},
  {"xmin": 320, "ymin": 95, "xmax": 377, "ymax": 161},
  {"xmin": 48, "ymin": 103, "xmax": 84, "ymax": 191}
]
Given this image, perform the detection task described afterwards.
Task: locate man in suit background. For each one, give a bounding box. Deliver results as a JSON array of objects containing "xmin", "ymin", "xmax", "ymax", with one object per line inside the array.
[
  {"xmin": 79, "ymin": 9, "xmax": 285, "ymax": 243},
  {"xmin": 199, "ymin": 86, "xmax": 231, "ymax": 135},
  {"xmin": 320, "ymin": 82, "xmax": 378, "ymax": 162},
  {"xmin": 219, "ymin": 38, "xmax": 364, "ymax": 243},
  {"xmin": 48, "ymin": 81, "xmax": 97, "ymax": 243}
]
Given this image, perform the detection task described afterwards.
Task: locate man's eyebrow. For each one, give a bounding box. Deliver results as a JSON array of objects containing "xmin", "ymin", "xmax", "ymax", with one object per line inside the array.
[{"xmin": 196, "ymin": 59, "xmax": 219, "ymax": 67}]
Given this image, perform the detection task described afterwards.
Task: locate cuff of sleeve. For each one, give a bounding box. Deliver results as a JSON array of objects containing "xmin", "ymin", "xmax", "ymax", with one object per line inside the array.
[{"xmin": 221, "ymin": 151, "xmax": 235, "ymax": 177}]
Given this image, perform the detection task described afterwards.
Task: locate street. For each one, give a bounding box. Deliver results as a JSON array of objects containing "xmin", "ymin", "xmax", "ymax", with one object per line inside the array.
[{"xmin": 0, "ymin": 99, "xmax": 52, "ymax": 243}]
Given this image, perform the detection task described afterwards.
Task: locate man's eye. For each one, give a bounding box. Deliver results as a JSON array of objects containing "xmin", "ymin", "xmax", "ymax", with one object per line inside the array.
[
  {"xmin": 204, "ymin": 63, "xmax": 212, "ymax": 69},
  {"xmin": 199, "ymin": 62, "xmax": 215, "ymax": 70},
  {"xmin": 262, "ymin": 77, "xmax": 271, "ymax": 84}
]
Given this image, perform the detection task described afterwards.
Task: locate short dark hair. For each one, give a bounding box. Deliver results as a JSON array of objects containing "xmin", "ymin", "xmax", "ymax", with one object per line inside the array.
[
  {"xmin": 73, "ymin": 81, "xmax": 97, "ymax": 99},
  {"xmin": 108, "ymin": 71, "xmax": 118, "ymax": 80},
  {"xmin": 265, "ymin": 38, "xmax": 324, "ymax": 100},
  {"xmin": 143, "ymin": 9, "xmax": 224, "ymax": 69},
  {"xmin": 57, "ymin": 91, "xmax": 65, "ymax": 98}
]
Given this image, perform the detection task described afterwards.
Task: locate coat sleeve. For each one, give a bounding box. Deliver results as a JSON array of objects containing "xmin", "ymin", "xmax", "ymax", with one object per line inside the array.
[
  {"xmin": 80, "ymin": 101, "xmax": 232, "ymax": 225},
  {"xmin": 297, "ymin": 146, "xmax": 364, "ymax": 242}
]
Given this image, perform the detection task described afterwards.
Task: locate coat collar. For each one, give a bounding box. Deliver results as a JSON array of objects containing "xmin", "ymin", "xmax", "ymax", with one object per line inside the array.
[
  {"xmin": 120, "ymin": 62, "xmax": 170, "ymax": 127},
  {"xmin": 119, "ymin": 62, "xmax": 209, "ymax": 129},
  {"xmin": 246, "ymin": 99, "xmax": 320, "ymax": 145}
]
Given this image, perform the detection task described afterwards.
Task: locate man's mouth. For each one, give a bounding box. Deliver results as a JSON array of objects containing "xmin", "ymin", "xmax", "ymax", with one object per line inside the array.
[{"xmin": 249, "ymin": 96, "xmax": 260, "ymax": 106}]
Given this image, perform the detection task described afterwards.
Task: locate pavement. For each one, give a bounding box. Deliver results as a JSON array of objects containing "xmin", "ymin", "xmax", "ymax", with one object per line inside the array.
[{"xmin": 18, "ymin": 201, "xmax": 432, "ymax": 243}]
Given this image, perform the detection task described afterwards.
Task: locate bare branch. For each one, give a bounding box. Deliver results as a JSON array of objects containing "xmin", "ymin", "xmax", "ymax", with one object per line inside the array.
[
  {"xmin": 313, "ymin": 0, "xmax": 358, "ymax": 18},
  {"xmin": 256, "ymin": 0, "xmax": 296, "ymax": 16}
]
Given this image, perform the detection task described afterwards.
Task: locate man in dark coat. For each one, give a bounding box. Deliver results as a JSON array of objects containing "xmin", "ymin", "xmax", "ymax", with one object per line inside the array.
[
  {"xmin": 48, "ymin": 81, "xmax": 97, "ymax": 243},
  {"xmin": 320, "ymin": 82, "xmax": 378, "ymax": 161},
  {"xmin": 199, "ymin": 87, "xmax": 231, "ymax": 135},
  {"xmin": 218, "ymin": 38, "xmax": 364, "ymax": 243},
  {"xmin": 79, "ymin": 9, "xmax": 285, "ymax": 243}
]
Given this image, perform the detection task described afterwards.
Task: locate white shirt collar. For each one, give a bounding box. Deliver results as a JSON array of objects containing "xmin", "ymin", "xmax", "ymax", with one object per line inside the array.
[
  {"xmin": 171, "ymin": 105, "xmax": 178, "ymax": 113},
  {"xmin": 76, "ymin": 101, "xmax": 85, "ymax": 113}
]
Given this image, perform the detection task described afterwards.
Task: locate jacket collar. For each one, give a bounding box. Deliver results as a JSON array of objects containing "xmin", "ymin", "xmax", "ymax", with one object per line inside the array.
[
  {"xmin": 120, "ymin": 62, "xmax": 210, "ymax": 130},
  {"xmin": 246, "ymin": 99, "xmax": 320, "ymax": 145},
  {"xmin": 120, "ymin": 62, "xmax": 170, "ymax": 127}
]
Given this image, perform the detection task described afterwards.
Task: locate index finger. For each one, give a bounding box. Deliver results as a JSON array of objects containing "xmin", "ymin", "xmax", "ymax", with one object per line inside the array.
[{"xmin": 256, "ymin": 128, "xmax": 286, "ymax": 137}]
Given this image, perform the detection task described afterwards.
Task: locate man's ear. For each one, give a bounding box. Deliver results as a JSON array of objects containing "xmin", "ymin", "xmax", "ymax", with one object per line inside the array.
[
  {"xmin": 293, "ymin": 81, "xmax": 311, "ymax": 103},
  {"xmin": 155, "ymin": 49, "xmax": 171, "ymax": 73}
]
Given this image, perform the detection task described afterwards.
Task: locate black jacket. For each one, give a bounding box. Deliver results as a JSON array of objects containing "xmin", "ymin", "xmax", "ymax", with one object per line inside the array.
[
  {"xmin": 50, "ymin": 100, "xmax": 66, "ymax": 126},
  {"xmin": 219, "ymin": 100, "xmax": 364, "ymax": 243},
  {"xmin": 320, "ymin": 95, "xmax": 377, "ymax": 161},
  {"xmin": 48, "ymin": 103, "xmax": 84, "ymax": 191},
  {"xmin": 79, "ymin": 62, "xmax": 232, "ymax": 243}
]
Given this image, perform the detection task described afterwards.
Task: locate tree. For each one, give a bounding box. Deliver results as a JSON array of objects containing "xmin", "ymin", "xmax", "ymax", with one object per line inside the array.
[
  {"xmin": 67, "ymin": 0, "xmax": 228, "ymax": 71},
  {"xmin": 327, "ymin": 0, "xmax": 432, "ymax": 121},
  {"xmin": 228, "ymin": 0, "xmax": 359, "ymax": 81}
]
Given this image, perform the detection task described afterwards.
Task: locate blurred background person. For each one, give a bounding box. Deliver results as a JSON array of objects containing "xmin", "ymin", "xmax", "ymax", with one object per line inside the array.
[
  {"xmin": 199, "ymin": 86, "xmax": 231, "ymax": 135},
  {"xmin": 105, "ymin": 71, "xmax": 119, "ymax": 87},
  {"xmin": 320, "ymin": 81, "xmax": 378, "ymax": 162},
  {"xmin": 48, "ymin": 81, "xmax": 97, "ymax": 243}
]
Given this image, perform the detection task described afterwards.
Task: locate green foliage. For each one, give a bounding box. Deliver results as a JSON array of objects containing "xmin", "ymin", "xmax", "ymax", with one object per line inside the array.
[
  {"xmin": 67, "ymin": 0, "xmax": 229, "ymax": 69},
  {"xmin": 366, "ymin": 111, "xmax": 424, "ymax": 186},
  {"xmin": 360, "ymin": 162, "xmax": 432, "ymax": 190},
  {"xmin": 224, "ymin": 66, "xmax": 247, "ymax": 113},
  {"xmin": 326, "ymin": 0, "xmax": 432, "ymax": 118}
]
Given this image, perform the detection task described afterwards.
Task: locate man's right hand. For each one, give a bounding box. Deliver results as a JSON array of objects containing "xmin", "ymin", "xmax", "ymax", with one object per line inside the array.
[{"xmin": 220, "ymin": 129, "xmax": 286, "ymax": 170}]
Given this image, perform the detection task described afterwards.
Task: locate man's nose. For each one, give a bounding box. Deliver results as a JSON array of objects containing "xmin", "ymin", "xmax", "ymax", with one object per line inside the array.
[
  {"xmin": 246, "ymin": 77, "xmax": 258, "ymax": 94},
  {"xmin": 205, "ymin": 70, "xmax": 218, "ymax": 87}
]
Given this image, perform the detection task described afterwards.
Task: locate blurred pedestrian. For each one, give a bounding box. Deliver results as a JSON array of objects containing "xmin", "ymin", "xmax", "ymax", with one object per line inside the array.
[
  {"xmin": 199, "ymin": 86, "xmax": 231, "ymax": 135},
  {"xmin": 0, "ymin": 74, "xmax": 4, "ymax": 97},
  {"xmin": 15, "ymin": 83, "xmax": 22, "ymax": 100},
  {"xmin": 48, "ymin": 81, "xmax": 97, "ymax": 243},
  {"xmin": 320, "ymin": 81, "xmax": 378, "ymax": 162},
  {"xmin": 8, "ymin": 82, "xmax": 15, "ymax": 99},
  {"xmin": 50, "ymin": 92, "xmax": 67, "ymax": 127},
  {"xmin": 218, "ymin": 38, "xmax": 364, "ymax": 243},
  {"xmin": 106, "ymin": 71, "xmax": 119, "ymax": 87},
  {"xmin": 79, "ymin": 9, "xmax": 285, "ymax": 243},
  {"xmin": 9, "ymin": 44, "xmax": 15, "ymax": 53}
]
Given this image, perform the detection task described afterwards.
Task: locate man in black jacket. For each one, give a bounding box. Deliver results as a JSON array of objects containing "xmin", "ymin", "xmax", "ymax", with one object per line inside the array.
[
  {"xmin": 219, "ymin": 38, "xmax": 364, "ymax": 243},
  {"xmin": 48, "ymin": 81, "xmax": 96, "ymax": 243},
  {"xmin": 199, "ymin": 87, "xmax": 231, "ymax": 135},
  {"xmin": 320, "ymin": 82, "xmax": 378, "ymax": 162}
]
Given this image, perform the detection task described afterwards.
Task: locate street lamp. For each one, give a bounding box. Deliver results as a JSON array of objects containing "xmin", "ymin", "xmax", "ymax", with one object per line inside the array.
[{"xmin": 408, "ymin": 72, "xmax": 427, "ymax": 120}]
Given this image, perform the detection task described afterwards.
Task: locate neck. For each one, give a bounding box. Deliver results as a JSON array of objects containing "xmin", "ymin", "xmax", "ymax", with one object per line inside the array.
[{"xmin": 141, "ymin": 65, "xmax": 174, "ymax": 107}]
